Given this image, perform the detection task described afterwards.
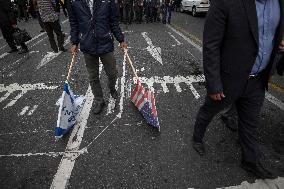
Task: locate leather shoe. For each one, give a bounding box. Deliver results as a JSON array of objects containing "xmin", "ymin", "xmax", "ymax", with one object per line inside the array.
[
  {"xmin": 92, "ymin": 99, "xmax": 105, "ymax": 114},
  {"xmin": 241, "ymin": 161, "xmax": 275, "ymax": 179},
  {"xmin": 192, "ymin": 139, "xmax": 205, "ymax": 156}
]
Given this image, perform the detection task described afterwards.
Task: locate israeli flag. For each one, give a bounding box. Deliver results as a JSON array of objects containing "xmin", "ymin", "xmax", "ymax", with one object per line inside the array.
[{"xmin": 55, "ymin": 82, "xmax": 86, "ymax": 139}]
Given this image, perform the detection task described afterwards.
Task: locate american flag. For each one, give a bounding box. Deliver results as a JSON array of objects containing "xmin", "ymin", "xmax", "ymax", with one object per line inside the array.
[{"xmin": 130, "ymin": 80, "xmax": 160, "ymax": 130}]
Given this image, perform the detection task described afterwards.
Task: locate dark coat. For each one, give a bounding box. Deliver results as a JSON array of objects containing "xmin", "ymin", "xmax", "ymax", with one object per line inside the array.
[
  {"xmin": 67, "ymin": 0, "xmax": 124, "ymax": 55},
  {"xmin": 0, "ymin": 0, "xmax": 16, "ymax": 27},
  {"xmin": 203, "ymin": 0, "xmax": 284, "ymax": 98}
]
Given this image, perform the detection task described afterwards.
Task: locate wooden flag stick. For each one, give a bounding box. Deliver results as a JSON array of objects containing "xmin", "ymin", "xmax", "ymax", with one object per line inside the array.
[
  {"xmin": 124, "ymin": 49, "xmax": 139, "ymax": 80},
  {"xmin": 66, "ymin": 53, "xmax": 76, "ymax": 82}
]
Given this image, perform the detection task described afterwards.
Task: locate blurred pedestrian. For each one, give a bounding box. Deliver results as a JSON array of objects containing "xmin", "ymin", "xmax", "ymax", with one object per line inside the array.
[
  {"xmin": 32, "ymin": 0, "xmax": 45, "ymax": 32},
  {"xmin": 135, "ymin": 0, "xmax": 143, "ymax": 24},
  {"xmin": 161, "ymin": 0, "xmax": 171, "ymax": 24},
  {"xmin": 192, "ymin": 0, "xmax": 284, "ymax": 179},
  {"xmin": 0, "ymin": 0, "xmax": 29, "ymax": 54},
  {"xmin": 17, "ymin": 0, "xmax": 29, "ymax": 21},
  {"xmin": 67, "ymin": 0, "xmax": 127, "ymax": 114},
  {"xmin": 36, "ymin": 0, "xmax": 66, "ymax": 53},
  {"xmin": 59, "ymin": 0, "xmax": 68, "ymax": 17},
  {"xmin": 118, "ymin": 0, "xmax": 124, "ymax": 23},
  {"xmin": 152, "ymin": 0, "xmax": 159, "ymax": 22},
  {"xmin": 124, "ymin": 0, "xmax": 134, "ymax": 24},
  {"xmin": 144, "ymin": 0, "xmax": 153, "ymax": 23}
]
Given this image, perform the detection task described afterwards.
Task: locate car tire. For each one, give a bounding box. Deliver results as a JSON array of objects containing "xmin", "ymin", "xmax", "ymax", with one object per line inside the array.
[{"xmin": 192, "ymin": 6, "xmax": 197, "ymax": 17}]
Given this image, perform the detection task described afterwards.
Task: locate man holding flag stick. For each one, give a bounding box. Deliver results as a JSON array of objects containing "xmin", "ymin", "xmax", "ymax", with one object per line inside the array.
[{"xmin": 67, "ymin": 0, "xmax": 127, "ymax": 114}]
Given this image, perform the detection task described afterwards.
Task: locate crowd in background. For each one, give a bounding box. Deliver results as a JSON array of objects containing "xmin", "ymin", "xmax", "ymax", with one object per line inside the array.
[{"xmin": 117, "ymin": 0, "xmax": 181, "ymax": 25}]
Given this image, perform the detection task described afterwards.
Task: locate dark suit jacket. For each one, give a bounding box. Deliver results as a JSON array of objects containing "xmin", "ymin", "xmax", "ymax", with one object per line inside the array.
[{"xmin": 203, "ymin": 0, "xmax": 284, "ymax": 98}]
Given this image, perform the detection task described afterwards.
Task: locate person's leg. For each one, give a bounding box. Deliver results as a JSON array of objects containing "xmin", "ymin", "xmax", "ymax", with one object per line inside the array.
[
  {"xmin": 100, "ymin": 52, "xmax": 118, "ymax": 98},
  {"xmin": 44, "ymin": 22, "xmax": 58, "ymax": 52},
  {"xmin": 236, "ymin": 77, "xmax": 274, "ymax": 179},
  {"xmin": 37, "ymin": 11, "xmax": 45, "ymax": 31},
  {"xmin": 221, "ymin": 103, "xmax": 238, "ymax": 131},
  {"xmin": 52, "ymin": 20, "xmax": 65, "ymax": 51},
  {"xmin": 84, "ymin": 53, "xmax": 106, "ymax": 113},
  {"xmin": 1, "ymin": 26, "xmax": 18, "ymax": 52}
]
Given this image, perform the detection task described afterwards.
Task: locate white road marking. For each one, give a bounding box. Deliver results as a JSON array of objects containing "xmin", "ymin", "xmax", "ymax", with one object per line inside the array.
[
  {"xmin": 0, "ymin": 83, "xmax": 58, "ymax": 109},
  {"xmin": 0, "ymin": 150, "xmax": 86, "ymax": 158},
  {"xmin": 61, "ymin": 19, "xmax": 69, "ymax": 24},
  {"xmin": 141, "ymin": 32, "xmax": 163, "ymax": 65},
  {"xmin": 168, "ymin": 32, "xmax": 182, "ymax": 46},
  {"xmin": 106, "ymin": 79, "xmax": 119, "ymax": 115},
  {"xmin": 265, "ymin": 92, "xmax": 284, "ymax": 111},
  {"xmin": 19, "ymin": 106, "xmax": 29, "ymax": 116},
  {"xmin": 218, "ymin": 177, "xmax": 284, "ymax": 189},
  {"xmin": 116, "ymin": 54, "xmax": 127, "ymax": 118},
  {"xmin": 28, "ymin": 105, "xmax": 38, "ymax": 115},
  {"xmin": 167, "ymin": 25, "xmax": 202, "ymax": 52},
  {"xmin": 0, "ymin": 45, "xmax": 7, "ymax": 50},
  {"xmin": 135, "ymin": 75, "xmax": 205, "ymax": 99},
  {"xmin": 0, "ymin": 129, "xmax": 53, "ymax": 136},
  {"xmin": 37, "ymin": 36, "xmax": 71, "ymax": 69}
]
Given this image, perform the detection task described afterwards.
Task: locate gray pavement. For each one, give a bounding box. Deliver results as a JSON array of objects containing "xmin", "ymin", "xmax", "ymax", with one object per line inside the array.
[{"xmin": 0, "ymin": 12, "xmax": 283, "ymax": 189}]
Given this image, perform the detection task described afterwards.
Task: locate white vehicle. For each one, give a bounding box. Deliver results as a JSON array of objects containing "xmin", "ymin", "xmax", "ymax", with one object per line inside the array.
[{"xmin": 180, "ymin": 0, "xmax": 210, "ymax": 17}]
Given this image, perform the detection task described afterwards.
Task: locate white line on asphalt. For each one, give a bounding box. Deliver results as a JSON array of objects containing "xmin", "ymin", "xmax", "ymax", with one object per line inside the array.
[
  {"xmin": 19, "ymin": 106, "xmax": 29, "ymax": 116},
  {"xmin": 28, "ymin": 105, "xmax": 39, "ymax": 115},
  {"xmin": 135, "ymin": 75, "xmax": 205, "ymax": 99},
  {"xmin": 168, "ymin": 32, "xmax": 182, "ymax": 46},
  {"xmin": 0, "ymin": 83, "xmax": 58, "ymax": 109},
  {"xmin": 167, "ymin": 25, "xmax": 202, "ymax": 52},
  {"xmin": 0, "ymin": 129, "xmax": 53, "ymax": 136},
  {"xmin": 37, "ymin": 36, "xmax": 71, "ymax": 69},
  {"xmin": 0, "ymin": 150, "xmax": 86, "ymax": 158},
  {"xmin": 107, "ymin": 79, "xmax": 119, "ymax": 115},
  {"xmin": 50, "ymin": 86, "xmax": 93, "ymax": 189},
  {"xmin": 0, "ymin": 45, "xmax": 7, "ymax": 50},
  {"xmin": 265, "ymin": 92, "xmax": 284, "ymax": 111},
  {"xmin": 141, "ymin": 32, "xmax": 163, "ymax": 65},
  {"xmin": 116, "ymin": 53, "xmax": 127, "ymax": 118}
]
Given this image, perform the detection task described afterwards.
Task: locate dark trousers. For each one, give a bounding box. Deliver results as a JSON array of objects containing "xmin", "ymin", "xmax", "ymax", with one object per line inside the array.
[
  {"xmin": 84, "ymin": 52, "xmax": 118, "ymax": 100},
  {"xmin": 0, "ymin": 25, "xmax": 28, "ymax": 50},
  {"xmin": 43, "ymin": 20, "xmax": 64, "ymax": 52},
  {"xmin": 135, "ymin": 6, "xmax": 143, "ymax": 23},
  {"xmin": 124, "ymin": 4, "xmax": 133, "ymax": 24},
  {"xmin": 119, "ymin": 7, "xmax": 124, "ymax": 22},
  {"xmin": 145, "ymin": 6, "xmax": 153, "ymax": 22},
  {"xmin": 193, "ymin": 76, "xmax": 265, "ymax": 163},
  {"xmin": 153, "ymin": 8, "xmax": 158, "ymax": 22},
  {"xmin": 36, "ymin": 11, "xmax": 45, "ymax": 30}
]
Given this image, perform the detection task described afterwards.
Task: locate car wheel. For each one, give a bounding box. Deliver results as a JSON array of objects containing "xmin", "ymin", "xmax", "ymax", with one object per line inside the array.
[{"xmin": 192, "ymin": 6, "xmax": 197, "ymax": 17}]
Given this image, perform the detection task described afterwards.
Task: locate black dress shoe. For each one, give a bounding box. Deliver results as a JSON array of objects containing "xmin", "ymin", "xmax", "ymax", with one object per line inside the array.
[
  {"xmin": 192, "ymin": 138, "xmax": 205, "ymax": 156},
  {"xmin": 241, "ymin": 161, "xmax": 275, "ymax": 179},
  {"xmin": 221, "ymin": 115, "xmax": 238, "ymax": 132},
  {"xmin": 110, "ymin": 90, "xmax": 118, "ymax": 99},
  {"xmin": 92, "ymin": 99, "xmax": 105, "ymax": 114}
]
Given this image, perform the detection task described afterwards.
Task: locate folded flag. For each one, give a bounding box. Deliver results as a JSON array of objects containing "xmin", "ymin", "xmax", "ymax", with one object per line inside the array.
[
  {"xmin": 130, "ymin": 80, "xmax": 160, "ymax": 130},
  {"xmin": 55, "ymin": 82, "xmax": 86, "ymax": 139}
]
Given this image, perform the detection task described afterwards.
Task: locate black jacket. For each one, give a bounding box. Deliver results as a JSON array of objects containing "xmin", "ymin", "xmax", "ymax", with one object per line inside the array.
[
  {"xmin": 67, "ymin": 0, "xmax": 124, "ymax": 55},
  {"xmin": 203, "ymin": 0, "xmax": 284, "ymax": 97},
  {"xmin": 0, "ymin": 0, "xmax": 16, "ymax": 27}
]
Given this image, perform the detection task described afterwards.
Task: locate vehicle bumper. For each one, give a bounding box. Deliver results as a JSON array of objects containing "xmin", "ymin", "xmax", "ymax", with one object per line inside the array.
[{"xmin": 196, "ymin": 6, "xmax": 209, "ymax": 12}]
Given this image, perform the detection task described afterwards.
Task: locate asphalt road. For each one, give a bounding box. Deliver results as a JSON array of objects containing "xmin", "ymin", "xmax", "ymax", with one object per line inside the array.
[{"xmin": 0, "ymin": 12, "xmax": 283, "ymax": 189}]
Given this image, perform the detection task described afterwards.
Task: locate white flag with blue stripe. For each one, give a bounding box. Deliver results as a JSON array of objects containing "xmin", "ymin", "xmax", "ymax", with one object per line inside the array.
[{"xmin": 55, "ymin": 81, "xmax": 86, "ymax": 139}]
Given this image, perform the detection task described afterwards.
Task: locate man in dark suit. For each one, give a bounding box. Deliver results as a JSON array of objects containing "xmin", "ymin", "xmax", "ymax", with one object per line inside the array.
[{"xmin": 192, "ymin": 0, "xmax": 284, "ymax": 179}]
